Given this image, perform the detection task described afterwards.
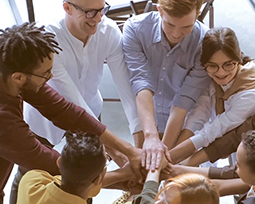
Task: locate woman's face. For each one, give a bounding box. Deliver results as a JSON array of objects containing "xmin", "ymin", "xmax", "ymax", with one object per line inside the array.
[{"xmin": 204, "ymin": 50, "xmax": 239, "ymax": 86}]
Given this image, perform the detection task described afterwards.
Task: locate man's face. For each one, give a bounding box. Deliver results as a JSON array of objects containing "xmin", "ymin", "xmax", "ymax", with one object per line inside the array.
[
  {"xmin": 158, "ymin": 7, "xmax": 197, "ymax": 46},
  {"xmin": 22, "ymin": 53, "xmax": 54, "ymax": 92},
  {"xmin": 66, "ymin": 0, "xmax": 105, "ymax": 37},
  {"xmin": 236, "ymin": 142, "xmax": 255, "ymax": 185}
]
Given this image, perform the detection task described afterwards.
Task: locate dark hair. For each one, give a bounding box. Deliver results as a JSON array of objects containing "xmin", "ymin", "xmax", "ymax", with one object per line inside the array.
[
  {"xmin": 0, "ymin": 22, "xmax": 61, "ymax": 80},
  {"xmin": 60, "ymin": 131, "xmax": 106, "ymax": 187},
  {"xmin": 201, "ymin": 27, "xmax": 252, "ymax": 67},
  {"xmin": 242, "ymin": 130, "xmax": 255, "ymax": 174},
  {"xmin": 158, "ymin": 0, "xmax": 203, "ymax": 18}
]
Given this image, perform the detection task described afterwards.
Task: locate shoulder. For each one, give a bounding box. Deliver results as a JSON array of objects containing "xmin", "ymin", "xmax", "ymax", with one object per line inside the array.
[
  {"xmin": 96, "ymin": 16, "xmax": 120, "ymax": 36},
  {"xmin": 45, "ymin": 18, "xmax": 66, "ymax": 36},
  {"xmin": 189, "ymin": 20, "xmax": 209, "ymax": 43},
  {"xmin": 125, "ymin": 11, "xmax": 160, "ymax": 30},
  {"xmin": 20, "ymin": 170, "xmax": 55, "ymax": 187}
]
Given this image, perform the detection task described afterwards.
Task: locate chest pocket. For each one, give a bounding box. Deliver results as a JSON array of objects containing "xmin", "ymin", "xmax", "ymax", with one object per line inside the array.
[{"xmin": 170, "ymin": 63, "xmax": 190, "ymax": 90}]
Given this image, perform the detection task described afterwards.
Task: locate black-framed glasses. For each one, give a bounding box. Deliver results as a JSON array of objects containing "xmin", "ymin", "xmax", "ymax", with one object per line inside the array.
[
  {"xmin": 65, "ymin": 1, "xmax": 111, "ymax": 19},
  {"xmin": 205, "ymin": 61, "xmax": 238, "ymax": 74},
  {"xmin": 26, "ymin": 71, "xmax": 52, "ymax": 81}
]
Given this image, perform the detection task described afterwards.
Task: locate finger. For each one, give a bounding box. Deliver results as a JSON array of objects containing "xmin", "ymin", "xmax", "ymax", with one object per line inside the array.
[
  {"xmin": 165, "ymin": 148, "xmax": 172, "ymax": 163},
  {"xmin": 161, "ymin": 168, "xmax": 171, "ymax": 174},
  {"xmin": 164, "ymin": 163, "xmax": 172, "ymax": 174},
  {"xmin": 135, "ymin": 168, "xmax": 143, "ymax": 184},
  {"xmin": 141, "ymin": 150, "xmax": 146, "ymax": 167},
  {"xmin": 150, "ymin": 152, "xmax": 157, "ymax": 171},
  {"xmin": 146, "ymin": 151, "xmax": 151, "ymax": 170},
  {"xmin": 155, "ymin": 151, "xmax": 162, "ymax": 169}
]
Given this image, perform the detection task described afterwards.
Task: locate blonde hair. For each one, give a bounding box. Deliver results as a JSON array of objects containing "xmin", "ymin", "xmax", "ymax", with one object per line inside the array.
[
  {"xmin": 155, "ymin": 173, "xmax": 219, "ymax": 204},
  {"xmin": 158, "ymin": 0, "xmax": 203, "ymax": 18}
]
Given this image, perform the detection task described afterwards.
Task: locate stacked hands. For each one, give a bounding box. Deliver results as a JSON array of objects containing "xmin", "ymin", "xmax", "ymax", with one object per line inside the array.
[{"xmin": 106, "ymin": 138, "xmax": 176, "ymax": 192}]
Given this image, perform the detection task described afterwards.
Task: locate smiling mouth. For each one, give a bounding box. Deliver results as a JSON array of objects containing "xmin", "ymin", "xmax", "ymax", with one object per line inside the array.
[
  {"xmin": 86, "ymin": 22, "xmax": 96, "ymax": 28},
  {"xmin": 215, "ymin": 75, "xmax": 229, "ymax": 80}
]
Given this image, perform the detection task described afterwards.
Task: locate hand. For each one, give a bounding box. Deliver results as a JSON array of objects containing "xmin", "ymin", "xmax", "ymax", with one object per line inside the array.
[
  {"xmin": 126, "ymin": 146, "xmax": 143, "ymax": 183},
  {"xmin": 121, "ymin": 162, "xmax": 141, "ymax": 182},
  {"xmin": 142, "ymin": 137, "xmax": 170, "ymax": 171}
]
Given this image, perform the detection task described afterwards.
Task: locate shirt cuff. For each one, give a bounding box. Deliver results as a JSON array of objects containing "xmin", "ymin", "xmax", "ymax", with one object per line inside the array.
[
  {"xmin": 190, "ymin": 132, "xmax": 204, "ymax": 150},
  {"xmin": 129, "ymin": 117, "xmax": 142, "ymax": 134},
  {"xmin": 173, "ymin": 95, "xmax": 196, "ymax": 111}
]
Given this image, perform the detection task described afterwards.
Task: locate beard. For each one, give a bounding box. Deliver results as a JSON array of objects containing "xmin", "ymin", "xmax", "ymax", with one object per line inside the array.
[{"xmin": 21, "ymin": 78, "xmax": 44, "ymax": 93}]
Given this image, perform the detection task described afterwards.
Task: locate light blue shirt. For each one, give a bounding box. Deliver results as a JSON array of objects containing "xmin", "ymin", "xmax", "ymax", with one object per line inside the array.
[{"xmin": 123, "ymin": 11, "xmax": 210, "ymax": 132}]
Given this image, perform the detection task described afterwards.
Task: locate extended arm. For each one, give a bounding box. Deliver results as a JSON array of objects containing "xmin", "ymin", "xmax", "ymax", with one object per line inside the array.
[
  {"xmin": 136, "ymin": 89, "xmax": 168, "ymax": 170},
  {"xmin": 162, "ymin": 106, "xmax": 188, "ymax": 149}
]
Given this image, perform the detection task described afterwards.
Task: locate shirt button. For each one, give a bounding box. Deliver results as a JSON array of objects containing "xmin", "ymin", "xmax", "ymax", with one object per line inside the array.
[
  {"xmin": 158, "ymin": 103, "xmax": 160, "ymax": 106},
  {"xmin": 162, "ymin": 67, "xmax": 166, "ymax": 70},
  {"xmin": 166, "ymin": 54, "xmax": 169, "ymax": 57},
  {"xmin": 159, "ymin": 92, "xmax": 162, "ymax": 95},
  {"xmin": 160, "ymin": 78, "xmax": 163, "ymax": 81}
]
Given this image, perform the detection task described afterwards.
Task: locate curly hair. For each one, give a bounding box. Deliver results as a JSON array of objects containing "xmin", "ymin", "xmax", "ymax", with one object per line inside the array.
[
  {"xmin": 242, "ymin": 130, "xmax": 255, "ymax": 174},
  {"xmin": 60, "ymin": 131, "xmax": 106, "ymax": 187},
  {"xmin": 0, "ymin": 22, "xmax": 61, "ymax": 80}
]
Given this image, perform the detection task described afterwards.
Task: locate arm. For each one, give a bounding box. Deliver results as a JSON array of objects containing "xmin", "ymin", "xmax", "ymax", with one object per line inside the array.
[
  {"xmin": 190, "ymin": 90, "xmax": 255, "ymax": 150},
  {"xmin": 102, "ymin": 162, "xmax": 138, "ymax": 187},
  {"xmin": 106, "ymin": 20, "xmax": 141, "ymax": 134},
  {"xmin": 136, "ymin": 90, "xmax": 168, "ymax": 170},
  {"xmin": 162, "ymin": 106, "xmax": 188, "ymax": 149},
  {"xmin": 169, "ymin": 139, "xmax": 196, "ymax": 164},
  {"xmin": 132, "ymin": 155, "xmax": 168, "ymax": 204},
  {"xmin": 49, "ymin": 53, "xmax": 97, "ymax": 118},
  {"xmin": 180, "ymin": 149, "xmax": 209, "ymax": 166},
  {"xmin": 203, "ymin": 117, "xmax": 250, "ymax": 163},
  {"xmin": 123, "ymin": 18, "xmax": 167, "ymax": 171},
  {"xmin": 212, "ymin": 178, "xmax": 250, "ymax": 196},
  {"xmin": 0, "ymin": 113, "xmax": 60, "ymax": 175}
]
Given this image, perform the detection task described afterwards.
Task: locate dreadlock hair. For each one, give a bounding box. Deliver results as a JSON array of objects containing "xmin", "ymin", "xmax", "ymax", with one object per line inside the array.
[
  {"xmin": 60, "ymin": 131, "xmax": 106, "ymax": 189},
  {"xmin": 0, "ymin": 22, "xmax": 61, "ymax": 81},
  {"xmin": 242, "ymin": 130, "xmax": 255, "ymax": 174}
]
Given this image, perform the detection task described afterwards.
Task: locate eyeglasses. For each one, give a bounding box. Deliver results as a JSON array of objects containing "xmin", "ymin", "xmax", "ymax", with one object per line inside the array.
[
  {"xmin": 26, "ymin": 70, "xmax": 52, "ymax": 81},
  {"xmin": 65, "ymin": 1, "xmax": 111, "ymax": 19},
  {"xmin": 205, "ymin": 61, "xmax": 238, "ymax": 74}
]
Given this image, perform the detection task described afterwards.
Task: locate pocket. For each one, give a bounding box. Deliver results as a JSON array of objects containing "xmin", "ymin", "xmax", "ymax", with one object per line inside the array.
[{"xmin": 170, "ymin": 63, "xmax": 190, "ymax": 89}]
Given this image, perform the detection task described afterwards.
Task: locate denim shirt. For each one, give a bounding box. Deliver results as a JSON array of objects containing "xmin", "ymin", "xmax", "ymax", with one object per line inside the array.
[{"xmin": 123, "ymin": 11, "xmax": 210, "ymax": 132}]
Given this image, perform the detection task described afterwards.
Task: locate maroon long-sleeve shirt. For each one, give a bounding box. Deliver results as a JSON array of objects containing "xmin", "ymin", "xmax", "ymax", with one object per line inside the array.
[{"xmin": 0, "ymin": 83, "xmax": 106, "ymax": 197}]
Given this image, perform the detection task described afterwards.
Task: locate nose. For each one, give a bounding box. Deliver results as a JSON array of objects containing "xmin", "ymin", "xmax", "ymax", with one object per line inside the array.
[
  {"xmin": 216, "ymin": 66, "xmax": 226, "ymax": 75},
  {"xmin": 171, "ymin": 28, "xmax": 182, "ymax": 39},
  {"xmin": 93, "ymin": 11, "xmax": 102, "ymax": 23}
]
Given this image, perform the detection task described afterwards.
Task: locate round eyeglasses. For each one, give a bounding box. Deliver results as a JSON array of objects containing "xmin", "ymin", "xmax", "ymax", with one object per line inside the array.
[
  {"xmin": 205, "ymin": 61, "xmax": 238, "ymax": 74},
  {"xmin": 65, "ymin": 1, "xmax": 111, "ymax": 19}
]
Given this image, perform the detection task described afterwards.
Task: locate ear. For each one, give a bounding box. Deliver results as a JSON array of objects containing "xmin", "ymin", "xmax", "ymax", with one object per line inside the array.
[
  {"xmin": 63, "ymin": 1, "xmax": 73, "ymax": 15},
  {"xmin": 92, "ymin": 167, "xmax": 106, "ymax": 186},
  {"xmin": 11, "ymin": 72, "xmax": 27, "ymax": 86},
  {"xmin": 56, "ymin": 157, "xmax": 61, "ymax": 168},
  {"xmin": 157, "ymin": 5, "xmax": 163, "ymax": 17}
]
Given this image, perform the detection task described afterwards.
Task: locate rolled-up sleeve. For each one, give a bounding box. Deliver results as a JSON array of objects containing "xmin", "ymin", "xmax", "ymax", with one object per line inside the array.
[{"xmin": 123, "ymin": 18, "xmax": 155, "ymax": 96}]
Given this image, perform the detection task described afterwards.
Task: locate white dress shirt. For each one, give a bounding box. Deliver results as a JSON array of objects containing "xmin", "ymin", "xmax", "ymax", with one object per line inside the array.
[
  {"xmin": 184, "ymin": 61, "xmax": 255, "ymax": 149},
  {"xmin": 24, "ymin": 16, "xmax": 141, "ymax": 144}
]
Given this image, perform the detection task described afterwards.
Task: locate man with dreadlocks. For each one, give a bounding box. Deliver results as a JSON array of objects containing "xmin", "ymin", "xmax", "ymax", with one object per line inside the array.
[{"xmin": 0, "ymin": 22, "xmax": 141, "ymax": 204}]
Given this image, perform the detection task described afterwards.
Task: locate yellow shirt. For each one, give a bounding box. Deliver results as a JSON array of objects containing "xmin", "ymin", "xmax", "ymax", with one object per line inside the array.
[{"xmin": 17, "ymin": 170, "xmax": 87, "ymax": 204}]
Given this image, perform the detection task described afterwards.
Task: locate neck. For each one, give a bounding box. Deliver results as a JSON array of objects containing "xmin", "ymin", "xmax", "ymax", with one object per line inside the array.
[
  {"xmin": 0, "ymin": 76, "xmax": 20, "ymax": 97},
  {"xmin": 65, "ymin": 17, "xmax": 90, "ymax": 46},
  {"xmin": 60, "ymin": 183, "xmax": 89, "ymax": 200}
]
